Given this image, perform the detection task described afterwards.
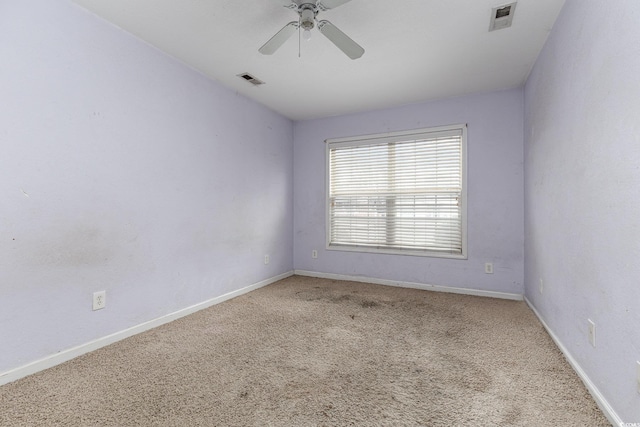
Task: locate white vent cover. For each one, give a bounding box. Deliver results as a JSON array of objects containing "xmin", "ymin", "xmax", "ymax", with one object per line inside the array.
[
  {"xmin": 489, "ymin": 2, "xmax": 517, "ymax": 31},
  {"xmin": 237, "ymin": 73, "xmax": 264, "ymax": 86}
]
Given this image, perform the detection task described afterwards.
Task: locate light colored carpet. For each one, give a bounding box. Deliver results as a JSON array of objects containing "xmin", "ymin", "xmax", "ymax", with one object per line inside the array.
[{"xmin": 0, "ymin": 275, "xmax": 609, "ymax": 426}]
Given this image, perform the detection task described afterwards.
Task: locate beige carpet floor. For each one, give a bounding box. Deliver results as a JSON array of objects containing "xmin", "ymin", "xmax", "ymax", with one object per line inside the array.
[{"xmin": 0, "ymin": 275, "xmax": 609, "ymax": 426}]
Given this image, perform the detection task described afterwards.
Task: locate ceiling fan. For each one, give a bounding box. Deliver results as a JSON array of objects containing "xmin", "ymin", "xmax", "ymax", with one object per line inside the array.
[{"xmin": 259, "ymin": 0, "xmax": 365, "ymax": 60}]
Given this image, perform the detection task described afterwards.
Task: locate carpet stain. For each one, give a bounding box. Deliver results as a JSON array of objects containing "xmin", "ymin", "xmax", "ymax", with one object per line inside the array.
[
  {"xmin": 503, "ymin": 405, "xmax": 523, "ymax": 424},
  {"xmin": 330, "ymin": 294, "xmax": 352, "ymax": 303},
  {"xmin": 360, "ymin": 300, "xmax": 379, "ymax": 308}
]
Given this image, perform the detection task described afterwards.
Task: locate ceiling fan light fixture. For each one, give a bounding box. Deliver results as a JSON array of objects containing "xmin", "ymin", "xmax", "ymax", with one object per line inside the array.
[{"xmin": 303, "ymin": 29, "xmax": 312, "ymax": 40}]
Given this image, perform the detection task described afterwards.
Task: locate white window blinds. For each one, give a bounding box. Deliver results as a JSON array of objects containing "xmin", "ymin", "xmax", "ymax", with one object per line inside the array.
[{"xmin": 327, "ymin": 125, "xmax": 466, "ymax": 258}]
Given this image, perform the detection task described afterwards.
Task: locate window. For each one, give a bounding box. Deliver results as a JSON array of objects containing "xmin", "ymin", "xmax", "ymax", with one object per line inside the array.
[{"xmin": 326, "ymin": 124, "xmax": 467, "ymax": 258}]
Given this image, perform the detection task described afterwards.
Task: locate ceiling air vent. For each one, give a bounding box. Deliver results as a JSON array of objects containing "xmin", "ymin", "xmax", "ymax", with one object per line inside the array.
[
  {"xmin": 489, "ymin": 2, "xmax": 517, "ymax": 31},
  {"xmin": 237, "ymin": 73, "xmax": 264, "ymax": 86}
]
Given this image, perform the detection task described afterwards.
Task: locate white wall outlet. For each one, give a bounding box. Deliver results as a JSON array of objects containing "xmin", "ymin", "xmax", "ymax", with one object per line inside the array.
[
  {"xmin": 636, "ymin": 361, "xmax": 640, "ymax": 395},
  {"xmin": 264, "ymin": 254, "xmax": 270, "ymax": 265},
  {"xmin": 92, "ymin": 291, "xmax": 106, "ymax": 311},
  {"xmin": 312, "ymin": 250, "xmax": 318, "ymax": 259},
  {"xmin": 484, "ymin": 263, "xmax": 493, "ymax": 274},
  {"xmin": 588, "ymin": 319, "xmax": 596, "ymax": 348},
  {"xmin": 539, "ymin": 278, "xmax": 544, "ymax": 294}
]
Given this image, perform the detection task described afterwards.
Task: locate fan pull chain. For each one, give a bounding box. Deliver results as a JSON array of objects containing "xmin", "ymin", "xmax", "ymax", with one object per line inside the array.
[{"xmin": 298, "ymin": 18, "xmax": 301, "ymax": 58}]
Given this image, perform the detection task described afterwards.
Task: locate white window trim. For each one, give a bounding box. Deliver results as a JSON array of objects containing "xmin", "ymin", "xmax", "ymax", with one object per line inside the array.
[{"xmin": 325, "ymin": 124, "xmax": 468, "ymax": 259}]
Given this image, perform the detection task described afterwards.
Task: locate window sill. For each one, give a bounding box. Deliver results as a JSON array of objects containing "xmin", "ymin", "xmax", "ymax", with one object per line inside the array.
[{"xmin": 326, "ymin": 244, "xmax": 467, "ymax": 260}]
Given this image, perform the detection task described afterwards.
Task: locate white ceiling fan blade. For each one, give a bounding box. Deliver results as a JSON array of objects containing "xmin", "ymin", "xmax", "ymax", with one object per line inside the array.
[
  {"xmin": 259, "ymin": 21, "xmax": 299, "ymax": 55},
  {"xmin": 317, "ymin": 0, "xmax": 353, "ymax": 11},
  {"xmin": 276, "ymin": 0, "xmax": 297, "ymax": 9},
  {"xmin": 317, "ymin": 20, "xmax": 364, "ymax": 59}
]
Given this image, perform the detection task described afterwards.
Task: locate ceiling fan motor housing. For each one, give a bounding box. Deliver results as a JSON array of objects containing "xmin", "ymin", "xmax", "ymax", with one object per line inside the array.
[{"xmin": 299, "ymin": 4, "xmax": 317, "ymax": 30}]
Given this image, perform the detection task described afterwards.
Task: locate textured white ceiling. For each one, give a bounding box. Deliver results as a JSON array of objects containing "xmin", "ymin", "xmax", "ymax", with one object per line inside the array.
[{"xmin": 70, "ymin": 0, "xmax": 566, "ymax": 120}]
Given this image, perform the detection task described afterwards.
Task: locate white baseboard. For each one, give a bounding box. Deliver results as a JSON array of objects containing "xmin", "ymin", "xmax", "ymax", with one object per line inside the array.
[
  {"xmin": 293, "ymin": 270, "xmax": 523, "ymax": 301},
  {"xmin": 0, "ymin": 270, "xmax": 294, "ymax": 386},
  {"xmin": 524, "ymin": 297, "xmax": 621, "ymax": 426}
]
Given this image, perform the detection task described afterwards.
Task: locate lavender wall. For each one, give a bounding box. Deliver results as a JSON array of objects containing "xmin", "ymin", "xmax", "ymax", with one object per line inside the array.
[
  {"xmin": 524, "ymin": 0, "xmax": 640, "ymax": 421},
  {"xmin": 293, "ymin": 89, "xmax": 524, "ymax": 295},
  {"xmin": 0, "ymin": 0, "xmax": 293, "ymax": 373}
]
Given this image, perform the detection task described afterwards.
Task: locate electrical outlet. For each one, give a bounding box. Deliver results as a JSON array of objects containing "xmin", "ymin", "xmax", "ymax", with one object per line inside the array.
[
  {"xmin": 93, "ymin": 291, "xmax": 106, "ymax": 311},
  {"xmin": 539, "ymin": 278, "xmax": 544, "ymax": 294},
  {"xmin": 484, "ymin": 263, "xmax": 493, "ymax": 274},
  {"xmin": 312, "ymin": 250, "xmax": 318, "ymax": 259},
  {"xmin": 264, "ymin": 254, "xmax": 270, "ymax": 265},
  {"xmin": 588, "ymin": 319, "xmax": 596, "ymax": 348}
]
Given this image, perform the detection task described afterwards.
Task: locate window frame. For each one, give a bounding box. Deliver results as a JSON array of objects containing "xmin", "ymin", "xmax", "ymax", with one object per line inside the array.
[{"xmin": 325, "ymin": 124, "xmax": 468, "ymax": 259}]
